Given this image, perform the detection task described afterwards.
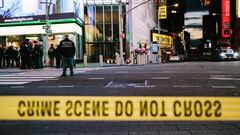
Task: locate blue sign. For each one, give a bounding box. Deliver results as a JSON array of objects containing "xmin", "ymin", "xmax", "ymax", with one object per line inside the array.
[{"xmin": 152, "ymin": 43, "xmax": 158, "ymax": 53}]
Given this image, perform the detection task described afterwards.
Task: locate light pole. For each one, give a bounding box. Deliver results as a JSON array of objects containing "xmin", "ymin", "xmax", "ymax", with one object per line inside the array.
[
  {"xmin": 40, "ymin": 0, "xmax": 53, "ymax": 64},
  {"xmin": 117, "ymin": 1, "xmax": 124, "ymax": 65},
  {"xmin": 158, "ymin": 3, "xmax": 178, "ymax": 63}
]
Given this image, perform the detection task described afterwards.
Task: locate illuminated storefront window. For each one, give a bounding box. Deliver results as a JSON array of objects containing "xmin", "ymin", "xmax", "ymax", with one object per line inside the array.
[{"xmin": 84, "ymin": 1, "xmax": 123, "ymax": 62}]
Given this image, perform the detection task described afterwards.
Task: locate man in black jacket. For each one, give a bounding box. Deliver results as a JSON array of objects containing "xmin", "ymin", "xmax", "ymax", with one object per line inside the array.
[
  {"xmin": 0, "ymin": 43, "xmax": 4, "ymax": 68},
  {"xmin": 20, "ymin": 40, "xmax": 30, "ymax": 69},
  {"xmin": 59, "ymin": 34, "xmax": 76, "ymax": 77}
]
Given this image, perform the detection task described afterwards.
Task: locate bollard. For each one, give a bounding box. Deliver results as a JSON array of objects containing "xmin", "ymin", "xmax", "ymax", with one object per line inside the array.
[
  {"xmin": 84, "ymin": 55, "xmax": 88, "ymax": 67},
  {"xmin": 143, "ymin": 54, "xmax": 146, "ymax": 65},
  {"xmin": 116, "ymin": 53, "xmax": 120, "ymax": 65},
  {"xmin": 137, "ymin": 54, "xmax": 141, "ymax": 65},
  {"xmin": 130, "ymin": 53, "xmax": 134, "ymax": 64},
  {"xmin": 99, "ymin": 55, "xmax": 103, "ymax": 67},
  {"xmin": 140, "ymin": 54, "xmax": 143, "ymax": 65}
]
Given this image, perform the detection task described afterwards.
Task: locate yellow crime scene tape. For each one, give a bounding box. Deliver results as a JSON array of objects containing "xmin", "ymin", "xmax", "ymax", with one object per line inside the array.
[{"xmin": 0, "ymin": 96, "xmax": 239, "ymax": 121}]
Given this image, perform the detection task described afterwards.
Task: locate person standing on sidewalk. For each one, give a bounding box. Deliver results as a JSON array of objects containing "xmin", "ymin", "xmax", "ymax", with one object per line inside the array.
[
  {"xmin": 54, "ymin": 45, "xmax": 61, "ymax": 68},
  {"xmin": 59, "ymin": 34, "xmax": 75, "ymax": 77},
  {"xmin": 0, "ymin": 43, "xmax": 4, "ymax": 68},
  {"xmin": 20, "ymin": 40, "xmax": 31, "ymax": 69},
  {"xmin": 48, "ymin": 44, "xmax": 55, "ymax": 67},
  {"xmin": 38, "ymin": 40, "xmax": 44, "ymax": 69}
]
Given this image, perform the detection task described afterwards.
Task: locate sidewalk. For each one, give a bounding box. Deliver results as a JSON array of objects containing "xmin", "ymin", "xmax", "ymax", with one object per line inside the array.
[
  {"xmin": 0, "ymin": 63, "xmax": 118, "ymax": 77},
  {"xmin": 75, "ymin": 62, "xmax": 117, "ymax": 68}
]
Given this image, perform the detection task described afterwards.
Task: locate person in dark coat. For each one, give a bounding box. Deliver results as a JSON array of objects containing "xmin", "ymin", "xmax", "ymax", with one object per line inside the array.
[
  {"xmin": 38, "ymin": 40, "xmax": 44, "ymax": 69},
  {"xmin": 4, "ymin": 46, "xmax": 10, "ymax": 68},
  {"xmin": 32, "ymin": 41, "xmax": 41, "ymax": 69},
  {"xmin": 7, "ymin": 46, "xmax": 15, "ymax": 68},
  {"xmin": 48, "ymin": 44, "xmax": 55, "ymax": 67},
  {"xmin": 20, "ymin": 40, "xmax": 30, "ymax": 69},
  {"xmin": 28, "ymin": 42, "xmax": 34, "ymax": 69},
  {"xmin": 2, "ymin": 46, "xmax": 6, "ymax": 68},
  {"xmin": 13, "ymin": 47, "xmax": 20, "ymax": 68},
  {"xmin": 0, "ymin": 43, "xmax": 4, "ymax": 68},
  {"xmin": 59, "ymin": 34, "xmax": 76, "ymax": 77},
  {"xmin": 54, "ymin": 45, "xmax": 61, "ymax": 68}
]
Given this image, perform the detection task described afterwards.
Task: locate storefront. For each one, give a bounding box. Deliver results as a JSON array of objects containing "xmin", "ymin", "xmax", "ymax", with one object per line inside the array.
[
  {"xmin": 0, "ymin": 0, "xmax": 84, "ymax": 63},
  {"xmin": 84, "ymin": 0, "xmax": 125, "ymax": 62},
  {"xmin": 151, "ymin": 30, "xmax": 173, "ymax": 61}
]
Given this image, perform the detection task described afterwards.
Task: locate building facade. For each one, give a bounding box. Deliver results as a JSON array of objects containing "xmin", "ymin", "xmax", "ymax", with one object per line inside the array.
[
  {"xmin": 84, "ymin": 0, "xmax": 158, "ymax": 63},
  {"xmin": 0, "ymin": 0, "xmax": 84, "ymax": 62},
  {"xmin": 84, "ymin": 0, "xmax": 122, "ymax": 62},
  {"xmin": 127, "ymin": 0, "xmax": 157, "ymax": 51}
]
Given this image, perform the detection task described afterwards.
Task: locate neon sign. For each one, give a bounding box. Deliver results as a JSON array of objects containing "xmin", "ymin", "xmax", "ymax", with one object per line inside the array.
[{"xmin": 221, "ymin": 0, "xmax": 230, "ymax": 38}]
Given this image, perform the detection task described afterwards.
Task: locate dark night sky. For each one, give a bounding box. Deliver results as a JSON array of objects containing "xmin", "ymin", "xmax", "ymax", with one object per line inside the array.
[
  {"xmin": 184, "ymin": 0, "xmax": 209, "ymax": 40},
  {"xmin": 185, "ymin": 0, "xmax": 206, "ymax": 11}
]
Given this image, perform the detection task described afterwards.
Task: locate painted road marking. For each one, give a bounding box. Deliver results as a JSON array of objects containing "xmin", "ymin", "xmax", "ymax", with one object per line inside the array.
[
  {"xmin": 88, "ymin": 77, "xmax": 105, "ymax": 80},
  {"xmin": 0, "ymin": 77, "xmax": 56, "ymax": 79},
  {"xmin": 210, "ymin": 78, "xmax": 240, "ymax": 81},
  {"xmin": 133, "ymin": 85, "xmax": 156, "ymax": 88},
  {"xmin": 0, "ymin": 82, "xmax": 29, "ymax": 85},
  {"xmin": 151, "ymin": 77, "xmax": 170, "ymax": 80},
  {"xmin": 211, "ymin": 86, "xmax": 237, "ymax": 89},
  {"xmin": 173, "ymin": 85, "xmax": 202, "ymax": 88},
  {"xmin": 0, "ymin": 79, "xmax": 58, "ymax": 82},
  {"xmin": 10, "ymin": 86, "xmax": 25, "ymax": 89},
  {"xmin": 105, "ymin": 81, "xmax": 114, "ymax": 88},
  {"xmin": 38, "ymin": 86, "xmax": 58, "ymax": 88},
  {"xmin": 115, "ymin": 71, "xmax": 129, "ymax": 74},
  {"xmin": 58, "ymin": 86, "xmax": 75, "ymax": 88},
  {"xmin": 0, "ymin": 74, "xmax": 58, "ymax": 85}
]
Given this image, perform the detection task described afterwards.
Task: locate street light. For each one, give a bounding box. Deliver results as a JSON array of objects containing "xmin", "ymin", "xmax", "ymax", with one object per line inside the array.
[
  {"xmin": 116, "ymin": 0, "xmax": 124, "ymax": 65},
  {"xmin": 158, "ymin": 3, "xmax": 179, "ymax": 63}
]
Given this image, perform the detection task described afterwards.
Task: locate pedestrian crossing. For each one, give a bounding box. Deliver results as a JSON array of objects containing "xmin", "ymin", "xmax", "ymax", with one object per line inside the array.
[
  {"xmin": 0, "ymin": 67, "xmax": 107, "ymax": 86},
  {"xmin": 0, "ymin": 71, "xmax": 59, "ymax": 85},
  {"xmin": 0, "ymin": 74, "xmax": 59, "ymax": 85}
]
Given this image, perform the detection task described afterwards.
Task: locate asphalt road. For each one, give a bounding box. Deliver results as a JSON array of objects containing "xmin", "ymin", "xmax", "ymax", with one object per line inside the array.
[{"xmin": 0, "ymin": 61, "xmax": 240, "ymax": 135}]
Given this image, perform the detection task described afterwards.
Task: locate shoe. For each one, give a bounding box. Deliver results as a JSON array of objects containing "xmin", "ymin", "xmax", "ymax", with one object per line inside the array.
[
  {"xmin": 60, "ymin": 74, "xmax": 67, "ymax": 77},
  {"xmin": 70, "ymin": 73, "xmax": 74, "ymax": 76}
]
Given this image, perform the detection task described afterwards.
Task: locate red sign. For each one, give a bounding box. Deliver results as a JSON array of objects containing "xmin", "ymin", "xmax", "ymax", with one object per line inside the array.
[{"xmin": 221, "ymin": 0, "xmax": 230, "ymax": 38}]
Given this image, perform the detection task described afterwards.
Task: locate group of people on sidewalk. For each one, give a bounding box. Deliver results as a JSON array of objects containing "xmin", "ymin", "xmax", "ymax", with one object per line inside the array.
[
  {"xmin": 0, "ymin": 43, "xmax": 20, "ymax": 68},
  {"xmin": 0, "ymin": 34, "xmax": 76, "ymax": 77},
  {"xmin": 0, "ymin": 40, "xmax": 44, "ymax": 69}
]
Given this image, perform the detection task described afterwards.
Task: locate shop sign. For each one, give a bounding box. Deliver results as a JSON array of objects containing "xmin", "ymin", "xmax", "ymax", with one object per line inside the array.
[
  {"xmin": 0, "ymin": 0, "xmax": 83, "ymax": 23},
  {"xmin": 221, "ymin": 0, "xmax": 231, "ymax": 38},
  {"xmin": 0, "ymin": 13, "xmax": 75, "ymax": 23},
  {"xmin": 159, "ymin": 6, "xmax": 167, "ymax": 19},
  {"xmin": 152, "ymin": 33, "xmax": 173, "ymax": 45},
  {"xmin": 238, "ymin": 0, "xmax": 240, "ymax": 18},
  {"xmin": 152, "ymin": 43, "xmax": 158, "ymax": 53}
]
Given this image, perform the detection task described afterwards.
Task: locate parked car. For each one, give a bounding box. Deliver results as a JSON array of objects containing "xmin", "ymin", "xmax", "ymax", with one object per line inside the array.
[{"xmin": 169, "ymin": 55, "xmax": 184, "ymax": 62}]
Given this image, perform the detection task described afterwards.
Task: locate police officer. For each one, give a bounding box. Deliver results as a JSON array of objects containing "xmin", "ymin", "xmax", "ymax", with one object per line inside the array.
[
  {"xmin": 0, "ymin": 43, "xmax": 4, "ymax": 68},
  {"xmin": 20, "ymin": 40, "xmax": 30, "ymax": 69},
  {"xmin": 54, "ymin": 45, "xmax": 61, "ymax": 68},
  {"xmin": 59, "ymin": 34, "xmax": 76, "ymax": 77}
]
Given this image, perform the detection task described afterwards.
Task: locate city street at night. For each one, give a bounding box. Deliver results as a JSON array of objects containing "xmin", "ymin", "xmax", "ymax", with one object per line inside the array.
[
  {"xmin": 0, "ymin": 62, "xmax": 240, "ymax": 135},
  {"xmin": 1, "ymin": 0, "xmax": 240, "ymax": 134}
]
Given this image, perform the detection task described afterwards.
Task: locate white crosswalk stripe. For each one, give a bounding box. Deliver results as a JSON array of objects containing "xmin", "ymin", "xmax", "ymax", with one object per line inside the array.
[
  {"xmin": 0, "ymin": 67, "xmax": 108, "ymax": 85},
  {"xmin": 0, "ymin": 74, "xmax": 58, "ymax": 85}
]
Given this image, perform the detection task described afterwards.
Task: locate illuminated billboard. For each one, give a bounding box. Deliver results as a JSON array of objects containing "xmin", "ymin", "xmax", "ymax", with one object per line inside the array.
[
  {"xmin": 221, "ymin": 0, "xmax": 230, "ymax": 38},
  {"xmin": 0, "ymin": 0, "xmax": 83, "ymax": 22},
  {"xmin": 238, "ymin": 0, "xmax": 240, "ymax": 18}
]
